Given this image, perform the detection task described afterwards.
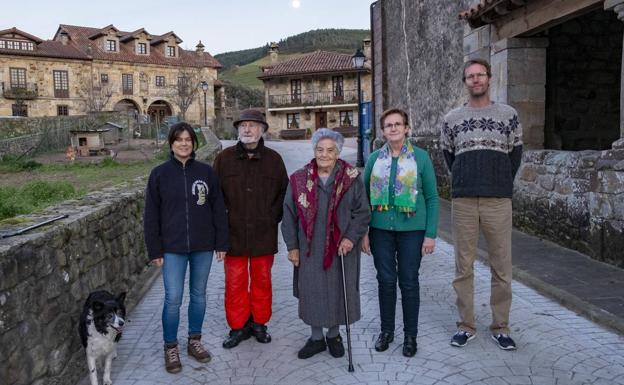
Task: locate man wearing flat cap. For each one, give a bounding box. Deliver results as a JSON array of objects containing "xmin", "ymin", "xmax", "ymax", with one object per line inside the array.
[{"xmin": 213, "ymin": 109, "xmax": 288, "ymax": 349}]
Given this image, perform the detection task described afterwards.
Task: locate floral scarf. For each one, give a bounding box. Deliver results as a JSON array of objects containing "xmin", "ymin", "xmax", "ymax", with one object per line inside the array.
[
  {"xmin": 370, "ymin": 141, "xmax": 418, "ymax": 214},
  {"xmin": 290, "ymin": 159, "xmax": 360, "ymax": 270}
]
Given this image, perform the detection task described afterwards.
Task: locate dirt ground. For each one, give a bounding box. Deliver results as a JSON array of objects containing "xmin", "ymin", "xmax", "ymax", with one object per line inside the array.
[{"xmin": 33, "ymin": 138, "xmax": 162, "ymax": 164}]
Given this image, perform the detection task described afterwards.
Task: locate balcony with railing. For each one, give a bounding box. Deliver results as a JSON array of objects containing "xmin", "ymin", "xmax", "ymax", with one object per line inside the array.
[
  {"xmin": 268, "ymin": 89, "xmax": 361, "ymax": 109},
  {"xmin": 1, "ymin": 82, "xmax": 39, "ymax": 100}
]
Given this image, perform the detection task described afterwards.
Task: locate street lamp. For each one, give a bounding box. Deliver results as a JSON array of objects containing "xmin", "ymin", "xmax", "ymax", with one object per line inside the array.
[
  {"xmin": 200, "ymin": 81, "xmax": 209, "ymax": 127},
  {"xmin": 351, "ymin": 49, "xmax": 366, "ymax": 167}
]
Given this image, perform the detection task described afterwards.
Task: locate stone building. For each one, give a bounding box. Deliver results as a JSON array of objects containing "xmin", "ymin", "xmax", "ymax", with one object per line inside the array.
[
  {"xmin": 371, "ymin": 0, "xmax": 624, "ymax": 267},
  {"xmin": 0, "ymin": 24, "xmax": 222, "ymax": 125},
  {"xmin": 258, "ymin": 46, "xmax": 371, "ymax": 138}
]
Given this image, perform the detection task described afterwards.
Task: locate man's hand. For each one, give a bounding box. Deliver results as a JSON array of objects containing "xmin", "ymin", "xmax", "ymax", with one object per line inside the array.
[
  {"xmin": 288, "ymin": 249, "xmax": 300, "ymax": 267},
  {"xmin": 216, "ymin": 251, "xmax": 226, "ymax": 262},
  {"xmin": 421, "ymin": 237, "xmax": 435, "ymax": 255},
  {"xmin": 361, "ymin": 233, "xmax": 371, "ymax": 255},
  {"xmin": 338, "ymin": 238, "xmax": 354, "ymax": 257},
  {"xmin": 152, "ymin": 257, "xmax": 163, "ymax": 267}
]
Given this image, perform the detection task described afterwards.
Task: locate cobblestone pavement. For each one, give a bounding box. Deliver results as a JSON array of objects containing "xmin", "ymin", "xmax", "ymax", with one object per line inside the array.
[{"xmin": 91, "ymin": 140, "xmax": 624, "ymax": 385}]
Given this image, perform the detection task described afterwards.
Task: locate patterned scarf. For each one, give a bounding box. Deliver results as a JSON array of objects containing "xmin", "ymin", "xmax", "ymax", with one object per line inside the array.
[
  {"xmin": 370, "ymin": 141, "xmax": 418, "ymax": 214},
  {"xmin": 290, "ymin": 159, "xmax": 360, "ymax": 270}
]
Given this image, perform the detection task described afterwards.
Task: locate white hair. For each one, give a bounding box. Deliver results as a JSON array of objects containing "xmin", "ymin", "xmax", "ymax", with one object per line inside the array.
[{"xmin": 311, "ymin": 128, "xmax": 344, "ymax": 153}]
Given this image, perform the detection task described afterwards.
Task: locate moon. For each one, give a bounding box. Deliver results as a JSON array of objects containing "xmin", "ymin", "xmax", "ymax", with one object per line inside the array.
[{"xmin": 292, "ymin": 0, "xmax": 301, "ymax": 8}]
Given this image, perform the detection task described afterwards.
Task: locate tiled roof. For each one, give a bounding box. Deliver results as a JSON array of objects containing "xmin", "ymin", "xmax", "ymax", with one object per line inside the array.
[
  {"xmin": 0, "ymin": 24, "xmax": 221, "ymax": 68},
  {"xmin": 459, "ymin": 0, "xmax": 531, "ymax": 28},
  {"xmin": 0, "ymin": 27, "xmax": 43, "ymax": 43},
  {"xmin": 258, "ymin": 50, "xmax": 364, "ymax": 79}
]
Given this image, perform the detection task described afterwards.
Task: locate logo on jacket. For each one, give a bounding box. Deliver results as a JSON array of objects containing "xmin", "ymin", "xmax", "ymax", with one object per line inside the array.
[{"xmin": 192, "ymin": 180, "xmax": 209, "ymax": 206}]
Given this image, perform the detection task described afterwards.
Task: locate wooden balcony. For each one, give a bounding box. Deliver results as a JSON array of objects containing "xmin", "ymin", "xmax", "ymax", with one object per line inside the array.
[
  {"xmin": 268, "ymin": 89, "xmax": 360, "ymax": 109},
  {"xmin": 1, "ymin": 82, "xmax": 39, "ymax": 100}
]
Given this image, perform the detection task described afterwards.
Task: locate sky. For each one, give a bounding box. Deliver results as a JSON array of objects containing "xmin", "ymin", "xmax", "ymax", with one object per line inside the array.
[{"xmin": 3, "ymin": 0, "xmax": 374, "ymax": 55}]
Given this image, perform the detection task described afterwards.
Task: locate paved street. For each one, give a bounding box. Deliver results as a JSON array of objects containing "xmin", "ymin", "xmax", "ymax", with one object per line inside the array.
[{"xmin": 88, "ymin": 140, "xmax": 624, "ymax": 385}]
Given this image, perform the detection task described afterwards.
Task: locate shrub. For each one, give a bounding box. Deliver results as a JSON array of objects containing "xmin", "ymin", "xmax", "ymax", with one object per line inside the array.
[{"xmin": 0, "ymin": 180, "xmax": 78, "ymax": 220}]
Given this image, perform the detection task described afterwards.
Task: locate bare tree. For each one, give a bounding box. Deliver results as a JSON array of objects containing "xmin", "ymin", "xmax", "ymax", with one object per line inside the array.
[
  {"xmin": 170, "ymin": 68, "xmax": 202, "ymax": 121},
  {"xmin": 80, "ymin": 82, "xmax": 113, "ymax": 113}
]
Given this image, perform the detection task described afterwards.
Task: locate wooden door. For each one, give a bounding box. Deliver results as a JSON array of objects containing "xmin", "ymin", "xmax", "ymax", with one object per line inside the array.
[{"xmin": 315, "ymin": 112, "xmax": 327, "ymax": 129}]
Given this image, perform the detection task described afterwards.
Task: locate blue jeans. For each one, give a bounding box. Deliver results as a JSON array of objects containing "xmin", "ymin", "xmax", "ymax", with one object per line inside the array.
[
  {"xmin": 162, "ymin": 251, "xmax": 213, "ymax": 345},
  {"xmin": 369, "ymin": 228, "xmax": 424, "ymax": 337}
]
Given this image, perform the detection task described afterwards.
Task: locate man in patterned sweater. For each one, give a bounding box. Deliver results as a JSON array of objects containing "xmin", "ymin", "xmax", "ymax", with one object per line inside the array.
[{"xmin": 441, "ymin": 58, "xmax": 522, "ymax": 351}]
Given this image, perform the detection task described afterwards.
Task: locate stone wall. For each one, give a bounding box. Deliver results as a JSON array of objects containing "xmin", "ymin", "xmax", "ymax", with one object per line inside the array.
[
  {"xmin": 0, "ymin": 111, "xmax": 130, "ymax": 157},
  {"xmin": 373, "ymin": 0, "xmax": 472, "ymax": 196},
  {"xmin": 514, "ymin": 148, "xmax": 624, "ymax": 267},
  {"xmin": 0, "ymin": 180, "xmax": 158, "ymax": 385},
  {"xmin": 545, "ymin": 9, "xmax": 622, "ymax": 151}
]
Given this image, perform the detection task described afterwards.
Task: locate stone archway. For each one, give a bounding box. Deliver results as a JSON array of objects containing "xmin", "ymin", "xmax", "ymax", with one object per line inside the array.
[
  {"xmin": 147, "ymin": 100, "xmax": 173, "ymax": 125},
  {"xmin": 113, "ymin": 98, "xmax": 140, "ymax": 114}
]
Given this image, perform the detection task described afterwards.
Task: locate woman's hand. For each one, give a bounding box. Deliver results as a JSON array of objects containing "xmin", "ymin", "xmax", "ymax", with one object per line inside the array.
[
  {"xmin": 216, "ymin": 251, "xmax": 226, "ymax": 262},
  {"xmin": 288, "ymin": 249, "xmax": 300, "ymax": 267},
  {"xmin": 421, "ymin": 237, "xmax": 435, "ymax": 255},
  {"xmin": 152, "ymin": 257, "xmax": 164, "ymax": 267},
  {"xmin": 361, "ymin": 233, "xmax": 371, "ymax": 255},
  {"xmin": 338, "ymin": 238, "xmax": 354, "ymax": 256}
]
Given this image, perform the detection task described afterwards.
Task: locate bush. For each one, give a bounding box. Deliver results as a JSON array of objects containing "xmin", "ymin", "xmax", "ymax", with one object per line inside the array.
[
  {"xmin": 0, "ymin": 155, "xmax": 42, "ymax": 172},
  {"xmin": 0, "ymin": 180, "xmax": 78, "ymax": 220}
]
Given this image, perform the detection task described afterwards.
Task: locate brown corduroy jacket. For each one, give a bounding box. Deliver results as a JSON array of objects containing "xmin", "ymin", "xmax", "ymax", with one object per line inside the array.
[{"xmin": 213, "ymin": 139, "xmax": 288, "ymax": 257}]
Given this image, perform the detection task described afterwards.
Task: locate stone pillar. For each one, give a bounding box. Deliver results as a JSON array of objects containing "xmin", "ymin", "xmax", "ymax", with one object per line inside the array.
[
  {"xmin": 490, "ymin": 38, "xmax": 548, "ymax": 149},
  {"xmin": 605, "ymin": 0, "xmax": 624, "ymax": 148}
]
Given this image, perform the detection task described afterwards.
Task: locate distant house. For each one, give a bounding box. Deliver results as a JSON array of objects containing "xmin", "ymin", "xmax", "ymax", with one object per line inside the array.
[
  {"xmin": 70, "ymin": 128, "xmax": 109, "ymax": 156},
  {"xmin": 101, "ymin": 121, "xmax": 124, "ymax": 144},
  {"xmin": 0, "ymin": 24, "xmax": 222, "ymax": 125},
  {"xmin": 258, "ymin": 44, "xmax": 371, "ymax": 139}
]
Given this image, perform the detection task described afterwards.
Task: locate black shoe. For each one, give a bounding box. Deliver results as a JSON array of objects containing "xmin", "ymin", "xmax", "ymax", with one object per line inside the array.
[
  {"xmin": 492, "ymin": 333, "xmax": 517, "ymax": 350},
  {"xmin": 250, "ymin": 322, "xmax": 271, "ymax": 343},
  {"xmin": 374, "ymin": 331, "xmax": 394, "ymax": 352},
  {"xmin": 402, "ymin": 336, "xmax": 417, "ymax": 357},
  {"xmin": 297, "ymin": 338, "xmax": 326, "ymax": 359},
  {"xmin": 450, "ymin": 330, "xmax": 475, "ymax": 347},
  {"xmin": 222, "ymin": 328, "xmax": 251, "ymax": 349},
  {"xmin": 326, "ymin": 334, "xmax": 345, "ymax": 358}
]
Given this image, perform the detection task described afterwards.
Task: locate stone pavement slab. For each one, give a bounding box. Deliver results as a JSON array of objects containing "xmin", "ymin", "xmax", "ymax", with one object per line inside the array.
[{"xmin": 79, "ymin": 140, "xmax": 624, "ymax": 385}]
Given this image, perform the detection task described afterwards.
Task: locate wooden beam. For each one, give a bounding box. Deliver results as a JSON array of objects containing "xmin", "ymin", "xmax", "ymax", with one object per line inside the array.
[{"xmin": 491, "ymin": 0, "xmax": 603, "ymax": 41}]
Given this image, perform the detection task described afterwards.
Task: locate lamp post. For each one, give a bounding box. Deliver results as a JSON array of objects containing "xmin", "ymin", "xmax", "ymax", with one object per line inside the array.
[
  {"xmin": 200, "ymin": 81, "xmax": 209, "ymax": 127},
  {"xmin": 351, "ymin": 49, "xmax": 365, "ymax": 167}
]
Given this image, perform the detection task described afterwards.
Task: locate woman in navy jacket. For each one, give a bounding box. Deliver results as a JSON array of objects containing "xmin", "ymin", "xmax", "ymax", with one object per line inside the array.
[{"xmin": 144, "ymin": 122, "xmax": 228, "ymax": 373}]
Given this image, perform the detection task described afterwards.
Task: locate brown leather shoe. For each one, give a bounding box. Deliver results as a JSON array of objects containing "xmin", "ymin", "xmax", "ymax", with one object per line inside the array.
[
  {"xmin": 164, "ymin": 344, "xmax": 182, "ymax": 373},
  {"xmin": 187, "ymin": 335, "xmax": 211, "ymax": 363}
]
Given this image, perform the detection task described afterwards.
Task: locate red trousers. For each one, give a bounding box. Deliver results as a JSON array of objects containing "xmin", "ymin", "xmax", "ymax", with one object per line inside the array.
[{"xmin": 224, "ymin": 254, "xmax": 274, "ymax": 329}]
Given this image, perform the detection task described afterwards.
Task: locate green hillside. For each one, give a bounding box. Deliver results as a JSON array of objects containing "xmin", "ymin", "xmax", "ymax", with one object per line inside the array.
[{"xmin": 219, "ymin": 53, "xmax": 306, "ymax": 90}]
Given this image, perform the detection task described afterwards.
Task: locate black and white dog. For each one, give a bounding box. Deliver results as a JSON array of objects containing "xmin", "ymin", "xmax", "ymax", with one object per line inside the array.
[{"xmin": 79, "ymin": 290, "xmax": 127, "ymax": 385}]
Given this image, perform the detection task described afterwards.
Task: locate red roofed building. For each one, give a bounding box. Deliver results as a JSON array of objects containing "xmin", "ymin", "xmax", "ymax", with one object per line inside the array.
[
  {"xmin": 0, "ymin": 24, "xmax": 222, "ymax": 125},
  {"xmin": 258, "ymin": 44, "xmax": 371, "ymax": 138}
]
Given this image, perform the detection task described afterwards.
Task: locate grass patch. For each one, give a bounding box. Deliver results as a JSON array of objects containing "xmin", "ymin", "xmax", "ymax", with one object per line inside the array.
[
  {"xmin": 0, "ymin": 155, "xmax": 42, "ymax": 173},
  {"xmin": 0, "ymin": 180, "xmax": 80, "ymax": 220}
]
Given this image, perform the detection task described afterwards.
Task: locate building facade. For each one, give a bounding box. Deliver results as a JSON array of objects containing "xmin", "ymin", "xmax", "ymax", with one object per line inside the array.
[
  {"xmin": 258, "ymin": 47, "xmax": 371, "ymax": 138},
  {"xmin": 0, "ymin": 25, "xmax": 222, "ymax": 125}
]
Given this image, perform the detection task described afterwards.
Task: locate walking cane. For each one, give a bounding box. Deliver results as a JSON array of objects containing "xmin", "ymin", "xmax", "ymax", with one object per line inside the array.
[{"xmin": 339, "ymin": 250, "xmax": 355, "ymax": 372}]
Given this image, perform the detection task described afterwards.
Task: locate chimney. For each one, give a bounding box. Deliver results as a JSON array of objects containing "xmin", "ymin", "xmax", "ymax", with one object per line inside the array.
[
  {"xmin": 362, "ymin": 38, "xmax": 371, "ymax": 61},
  {"xmin": 59, "ymin": 31, "xmax": 69, "ymax": 45},
  {"xmin": 269, "ymin": 42, "xmax": 279, "ymax": 64},
  {"xmin": 86, "ymin": 44, "xmax": 93, "ymax": 57},
  {"xmin": 196, "ymin": 40, "xmax": 205, "ymax": 56}
]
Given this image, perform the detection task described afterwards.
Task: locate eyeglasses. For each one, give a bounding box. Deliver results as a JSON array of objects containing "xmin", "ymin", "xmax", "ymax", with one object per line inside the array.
[
  {"xmin": 465, "ymin": 72, "xmax": 488, "ymax": 81},
  {"xmin": 383, "ymin": 122, "xmax": 405, "ymax": 130}
]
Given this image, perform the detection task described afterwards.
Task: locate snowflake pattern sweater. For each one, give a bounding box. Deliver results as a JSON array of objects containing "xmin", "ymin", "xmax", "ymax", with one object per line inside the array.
[{"xmin": 440, "ymin": 102, "xmax": 523, "ymax": 198}]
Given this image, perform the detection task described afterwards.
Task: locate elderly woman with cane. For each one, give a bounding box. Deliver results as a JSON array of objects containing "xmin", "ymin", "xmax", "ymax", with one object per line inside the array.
[{"xmin": 282, "ymin": 128, "xmax": 370, "ymax": 363}]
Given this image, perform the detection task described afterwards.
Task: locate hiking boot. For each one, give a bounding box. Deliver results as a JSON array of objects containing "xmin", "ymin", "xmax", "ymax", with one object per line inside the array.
[
  {"xmin": 222, "ymin": 328, "xmax": 251, "ymax": 349},
  {"xmin": 374, "ymin": 331, "xmax": 394, "ymax": 352},
  {"xmin": 187, "ymin": 335, "xmax": 211, "ymax": 363},
  {"xmin": 492, "ymin": 333, "xmax": 517, "ymax": 350},
  {"xmin": 326, "ymin": 334, "xmax": 345, "ymax": 358},
  {"xmin": 297, "ymin": 338, "xmax": 326, "ymax": 359},
  {"xmin": 164, "ymin": 344, "xmax": 182, "ymax": 374},
  {"xmin": 402, "ymin": 335, "xmax": 417, "ymax": 357},
  {"xmin": 450, "ymin": 330, "xmax": 475, "ymax": 347},
  {"xmin": 250, "ymin": 322, "xmax": 271, "ymax": 343}
]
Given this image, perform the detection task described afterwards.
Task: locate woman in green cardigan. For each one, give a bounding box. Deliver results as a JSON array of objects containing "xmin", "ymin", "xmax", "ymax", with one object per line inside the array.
[{"xmin": 362, "ymin": 108, "xmax": 439, "ymax": 357}]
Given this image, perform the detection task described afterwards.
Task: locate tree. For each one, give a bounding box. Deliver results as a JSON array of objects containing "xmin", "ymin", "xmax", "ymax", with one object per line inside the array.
[
  {"xmin": 80, "ymin": 82, "xmax": 113, "ymax": 113},
  {"xmin": 170, "ymin": 68, "xmax": 202, "ymax": 121}
]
